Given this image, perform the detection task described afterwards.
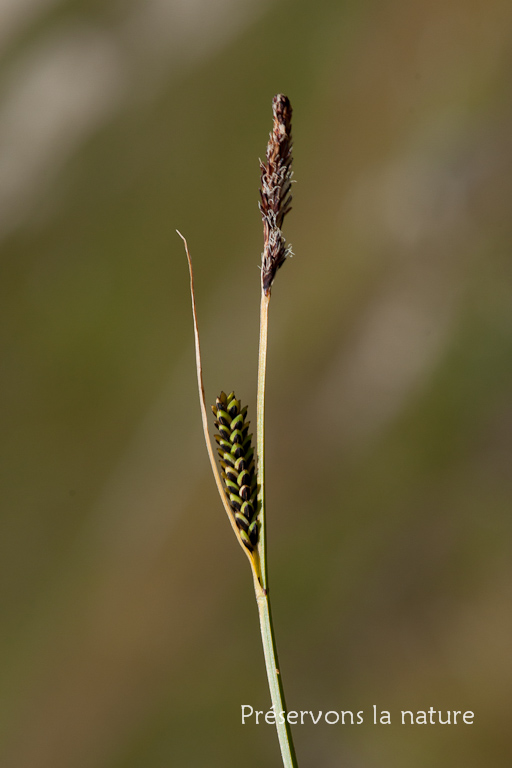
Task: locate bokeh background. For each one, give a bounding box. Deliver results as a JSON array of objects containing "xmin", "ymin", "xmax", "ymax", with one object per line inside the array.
[{"xmin": 1, "ymin": 0, "xmax": 512, "ymax": 766}]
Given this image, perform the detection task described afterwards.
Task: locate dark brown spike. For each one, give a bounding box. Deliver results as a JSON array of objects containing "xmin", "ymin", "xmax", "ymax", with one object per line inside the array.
[{"xmin": 259, "ymin": 94, "xmax": 294, "ymax": 295}]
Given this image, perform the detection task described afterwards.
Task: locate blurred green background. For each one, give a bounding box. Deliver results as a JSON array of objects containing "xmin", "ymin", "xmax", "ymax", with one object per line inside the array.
[{"xmin": 1, "ymin": 0, "xmax": 512, "ymax": 766}]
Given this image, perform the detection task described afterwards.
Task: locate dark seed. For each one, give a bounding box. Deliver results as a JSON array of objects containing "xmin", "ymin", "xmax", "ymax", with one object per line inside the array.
[
  {"xmin": 241, "ymin": 501, "xmax": 254, "ymax": 520},
  {"xmin": 230, "ymin": 429, "xmax": 244, "ymax": 444},
  {"xmin": 248, "ymin": 521, "xmax": 258, "ymax": 545},
  {"xmin": 234, "ymin": 456, "xmax": 246, "ymax": 472},
  {"xmin": 222, "ymin": 452, "xmax": 235, "ymax": 467},
  {"xmin": 230, "ymin": 413, "xmax": 244, "ymax": 431},
  {"xmin": 229, "ymin": 493, "xmax": 242, "ymax": 511},
  {"xmin": 239, "ymin": 529, "xmax": 253, "ymax": 550},
  {"xmin": 237, "ymin": 469, "xmax": 250, "ymax": 484},
  {"xmin": 225, "ymin": 479, "xmax": 238, "ymax": 495},
  {"xmin": 235, "ymin": 512, "xmax": 249, "ymax": 531},
  {"xmin": 217, "ymin": 409, "xmax": 230, "ymax": 426},
  {"xmin": 226, "ymin": 466, "xmax": 238, "ymax": 483}
]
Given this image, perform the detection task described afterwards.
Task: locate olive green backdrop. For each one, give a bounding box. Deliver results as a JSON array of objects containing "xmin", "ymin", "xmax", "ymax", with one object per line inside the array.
[{"xmin": 1, "ymin": 0, "xmax": 511, "ymax": 766}]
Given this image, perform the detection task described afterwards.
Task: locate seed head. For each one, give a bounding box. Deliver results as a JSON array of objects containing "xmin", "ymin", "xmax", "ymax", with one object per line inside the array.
[
  {"xmin": 259, "ymin": 94, "xmax": 293, "ymax": 295},
  {"xmin": 211, "ymin": 391, "xmax": 259, "ymax": 550}
]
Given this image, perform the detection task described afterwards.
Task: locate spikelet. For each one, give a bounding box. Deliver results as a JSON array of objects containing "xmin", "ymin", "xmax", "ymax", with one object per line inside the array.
[
  {"xmin": 259, "ymin": 94, "xmax": 293, "ymax": 295},
  {"xmin": 211, "ymin": 391, "xmax": 258, "ymax": 550}
]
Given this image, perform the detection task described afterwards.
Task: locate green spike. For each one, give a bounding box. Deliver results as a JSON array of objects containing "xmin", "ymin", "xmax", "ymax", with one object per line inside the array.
[{"xmin": 212, "ymin": 390, "xmax": 259, "ymax": 547}]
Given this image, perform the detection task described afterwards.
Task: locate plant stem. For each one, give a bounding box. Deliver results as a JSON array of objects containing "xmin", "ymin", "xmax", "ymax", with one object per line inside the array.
[
  {"xmin": 255, "ymin": 291, "xmax": 299, "ymax": 768},
  {"xmin": 256, "ymin": 291, "xmax": 270, "ymax": 590}
]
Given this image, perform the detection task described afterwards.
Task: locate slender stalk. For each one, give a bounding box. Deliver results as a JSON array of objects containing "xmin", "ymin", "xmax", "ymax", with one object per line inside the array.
[
  {"xmin": 256, "ymin": 291, "xmax": 270, "ymax": 590},
  {"xmin": 255, "ymin": 290, "xmax": 299, "ymax": 768}
]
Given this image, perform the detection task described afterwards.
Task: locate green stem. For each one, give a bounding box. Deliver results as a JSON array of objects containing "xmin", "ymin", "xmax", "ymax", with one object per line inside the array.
[
  {"xmin": 257, "ymin": 291, "xmax": 270, "ymax": 591},
  {"xmin": 255, "ymin": 291, "xmax": 299, "ymax": 768}
]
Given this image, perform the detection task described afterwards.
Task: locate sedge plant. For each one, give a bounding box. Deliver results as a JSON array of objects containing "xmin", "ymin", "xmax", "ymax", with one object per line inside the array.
[{"xmin": 179, "ymin": 94, "xmax": 298, "ymax": 768}]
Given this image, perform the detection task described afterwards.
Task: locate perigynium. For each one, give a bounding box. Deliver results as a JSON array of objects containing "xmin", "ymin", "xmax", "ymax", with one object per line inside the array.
[{"xmin": 179, "ymin": 94, "xmax": 299, "ymax": 768}]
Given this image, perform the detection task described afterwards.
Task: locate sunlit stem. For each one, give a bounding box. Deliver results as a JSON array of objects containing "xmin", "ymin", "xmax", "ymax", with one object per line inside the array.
[{"xmin": 255, "ymin": 289, "xmax": 299, "ymax": 768}]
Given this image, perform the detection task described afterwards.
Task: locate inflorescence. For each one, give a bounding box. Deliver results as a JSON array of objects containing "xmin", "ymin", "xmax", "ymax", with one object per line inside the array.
[
  {"xmin": 212, "ymin": 392, "xmax": 259, "ymax": 551},
  {"xmin": 259, "ymin": 93, "xmax": 294, "ymax": 295}
]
